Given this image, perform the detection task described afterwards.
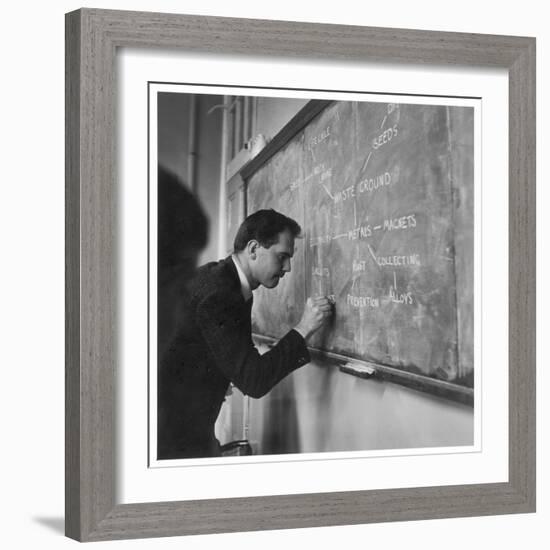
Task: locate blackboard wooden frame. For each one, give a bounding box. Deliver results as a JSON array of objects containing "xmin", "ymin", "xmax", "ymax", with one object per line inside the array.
[
  {"xmin": 244, "ymin": 99, "xmax": 476, "ymax": 406},
  {"xmin": 66, "ymin": 8, "xmax": 535, "ymax": 542}
]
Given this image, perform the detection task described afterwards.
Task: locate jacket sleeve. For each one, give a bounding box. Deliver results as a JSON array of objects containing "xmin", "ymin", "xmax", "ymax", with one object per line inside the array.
[{"xmin": 195, "ymin": 290, "xmax": 310, "ymax": 398}]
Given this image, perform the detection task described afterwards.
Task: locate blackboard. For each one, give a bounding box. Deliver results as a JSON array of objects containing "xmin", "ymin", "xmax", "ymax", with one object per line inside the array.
[{"xmin": 245, "ymin": 99, "xmax": 474, "ymax": 400}]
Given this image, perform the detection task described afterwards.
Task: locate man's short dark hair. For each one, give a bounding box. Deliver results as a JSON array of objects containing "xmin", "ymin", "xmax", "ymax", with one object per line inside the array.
[{"xmin": 233, "ymin": 209, "xmax": 301, "ymax": 252}]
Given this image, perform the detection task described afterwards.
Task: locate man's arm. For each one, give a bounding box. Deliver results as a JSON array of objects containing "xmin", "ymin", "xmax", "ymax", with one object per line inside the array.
[{"xmin": 196, "ymin": 292, "xmax": 311, "ymax": 398}]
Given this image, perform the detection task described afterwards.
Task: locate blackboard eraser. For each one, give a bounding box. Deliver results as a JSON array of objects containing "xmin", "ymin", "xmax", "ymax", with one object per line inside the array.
[{"xmin": 339, "ymin": 362, "xmax": 376, "ymax": 379}]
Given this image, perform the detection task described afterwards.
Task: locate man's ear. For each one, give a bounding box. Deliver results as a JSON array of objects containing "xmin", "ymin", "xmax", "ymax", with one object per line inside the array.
[{"xmin": 247, "ymin": 240, "xmax": 259, "ymax": 259}]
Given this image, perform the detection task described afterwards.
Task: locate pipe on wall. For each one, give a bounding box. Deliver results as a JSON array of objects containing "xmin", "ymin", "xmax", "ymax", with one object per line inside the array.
[{"xmin": 187, "ymin": 94, "xmax": 198, "ymax": 193}]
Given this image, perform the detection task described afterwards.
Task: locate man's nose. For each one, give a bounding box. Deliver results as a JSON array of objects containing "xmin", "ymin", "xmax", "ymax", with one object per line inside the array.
[{"xmin": 283, "ymin": 259, "xmax": 291, "ymax": 272}]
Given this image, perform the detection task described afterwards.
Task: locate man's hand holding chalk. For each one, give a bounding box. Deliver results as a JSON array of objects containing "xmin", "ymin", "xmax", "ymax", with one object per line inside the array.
[{"xmin": 294, "ymin": 296, "xmax": 334, "ymax": 342}]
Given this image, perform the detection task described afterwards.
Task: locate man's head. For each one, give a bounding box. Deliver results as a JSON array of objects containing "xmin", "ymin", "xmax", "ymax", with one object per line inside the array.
[{"xmin": 233, "ymin": 209, "xmax": 301, "ymax": 290}]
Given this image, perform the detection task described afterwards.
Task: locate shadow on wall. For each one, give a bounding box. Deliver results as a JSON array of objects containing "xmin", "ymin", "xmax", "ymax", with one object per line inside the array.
[
  {"xmin": 256, "ymin": 363, "xmax": 335, "ymax": 455},
  {"xmin": 157, "ymin": 165, "xmax": 209, "ymax": 359},
  {"xmin": 259, "ymin": 375, "xmax": 300, "ymax": 455},
  {"xmin": 33, "ymin": 517, "xmax": 65, "ymax": 534},
  {"xmin": 157, "ymin": 165, "xmax": 210, "ymax": 459}
]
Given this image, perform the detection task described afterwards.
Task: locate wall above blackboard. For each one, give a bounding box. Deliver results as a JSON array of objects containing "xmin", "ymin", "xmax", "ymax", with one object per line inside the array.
[{"xmin": 245, "ymin": 99, "xmax": 474, "ymax": 404}]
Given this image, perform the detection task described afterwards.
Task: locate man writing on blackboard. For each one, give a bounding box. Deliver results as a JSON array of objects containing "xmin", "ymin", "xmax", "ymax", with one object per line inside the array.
[{"xmin": 158, "ymin": 208, "xmax": 333, "ymax": 459}]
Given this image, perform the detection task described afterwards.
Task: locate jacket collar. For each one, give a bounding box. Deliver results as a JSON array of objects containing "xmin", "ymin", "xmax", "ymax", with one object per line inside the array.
[{"xmin": 229, "ymin": 255, "xmax": 253, "ymax": 302}]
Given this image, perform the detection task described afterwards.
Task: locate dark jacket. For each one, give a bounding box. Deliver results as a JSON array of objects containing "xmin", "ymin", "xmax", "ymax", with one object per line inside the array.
[{"xmin": 158, "ymin": 256, "xmax": 310, "ymax": 459}]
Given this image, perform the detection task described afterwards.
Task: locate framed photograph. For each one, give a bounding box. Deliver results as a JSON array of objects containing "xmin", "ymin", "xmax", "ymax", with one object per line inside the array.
[{"xmin": 65, "ymin": 8, "xmax": 535, "ymax": 542}]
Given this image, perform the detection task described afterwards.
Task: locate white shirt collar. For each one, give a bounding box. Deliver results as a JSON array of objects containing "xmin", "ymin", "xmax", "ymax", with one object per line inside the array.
[{"xmin": 231, "ymin": 254, "xmax": 253, "ymax": 302}]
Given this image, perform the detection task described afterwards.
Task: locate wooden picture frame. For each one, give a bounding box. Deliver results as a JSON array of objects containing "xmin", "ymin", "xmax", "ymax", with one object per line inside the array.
[{"xmin": 65, "ymin": 8, "xmax": 535, "ymax": 541}]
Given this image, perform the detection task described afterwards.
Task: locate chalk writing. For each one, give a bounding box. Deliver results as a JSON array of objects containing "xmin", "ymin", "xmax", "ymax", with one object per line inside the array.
[
  {"xmin": 348, "ymin": 225, "xmax": 372, "ymax": 240},
  {"xmin": 312, "ymin": 163, "xmax": 328, "ymax": 177},
  {"xmin": 333, "ymin": 185, "xmax": 355, "ymax": 204},
  {"xmin": 372, "ymin": 125, "xmax": 399, "ymax": 150},
  {"xmin": 313, "ymin": 267, "xmax": 330, "ymax": 277},
  {"xmin": 347, "ymin": 294, "xmax": 380, "ymax": 309},
  {"xmin": 291, "ymin": 164, "xmax": 331, "ymax": 191},
  {"xmin": 367, "ymin": 245, "xmax": 379, "ymax": 266},
  {"xmin": 305, "ymin": 163, "xmax": 326, "ymax": 182},
  {"xmin": 309, "ymin": 234, "xmax": 332, "ymax": 248},
  {"xmin": 289, "ymin": 177, "xmax": 303, "ymax": 191},
  {"xmin": 361, "ymin": 151, "xmax": 373, "ymax": 172},
  {"xmin": 321, "ymin": 183, "xmax": 335, "ymax": 200},
  {"xmin": 388, "ymin": 287, "xmax": 414, "ymax": 305},
  {"xmin": 387, "ymin": 103, "xmax": 399, "ymax": 115},
  {"xmin": 383, "ymin": 214, "xmax": 417, "ymax": 231},
  {"xmin": 320, "ymin": 168, "xmax": 332, "ymax": 182},
  {"xmin": 387, "ymin": 271, "xmax": 414, "ymax": 305},
  {"xmin": 377, "ymin": 254, "xmax": 421, "ymax": 267},
  {"xmin": 309, "ymin": 126, "xmax": 331, "ymax": 149},
  {"xmin": 358, "ymin": 171, "xmax": 392, "ymax": 194},
  {"xmin": 352, "ymin": 260, "xmax": 367, "ymax": 272}
]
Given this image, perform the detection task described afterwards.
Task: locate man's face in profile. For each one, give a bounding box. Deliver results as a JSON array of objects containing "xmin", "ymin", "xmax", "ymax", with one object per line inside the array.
[{"xmin": 253, "ymin": 229, "xmax": 295, "ymax": 289}]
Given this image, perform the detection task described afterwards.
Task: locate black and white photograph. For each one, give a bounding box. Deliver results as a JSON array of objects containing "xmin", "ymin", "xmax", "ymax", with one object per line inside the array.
[
  {"xmin": 2, "ymin": 0, "xmax": 542, "ymax": 546},
  {"xmin": 151, "ymin": 87, "xmax": 477, "ymax": 463}
]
